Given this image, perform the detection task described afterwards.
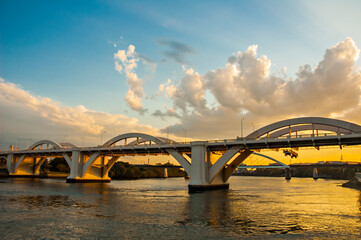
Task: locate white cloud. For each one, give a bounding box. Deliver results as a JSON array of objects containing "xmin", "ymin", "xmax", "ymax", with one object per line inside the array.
[
  {"xmin": 125, "ymin": 90, "xmax": 143, "ymax": 111},
  {"xmin": 114, "ymin": 44, "xmax": 146, "ymax": 112},
  {"xmin": 158, "ymin": 38, "xmax": 361, "ymax": 139},
  {"xmin": 165, "ymin": 68, "xmax": 207, "ymax": 114},
  {"xmin": 0, "ymin": 79, "xmax": 158, "ymax": 149},
  {"xmin": 4, "ymin": 38, "xmax": 361, "ymax": 147},
  {"xmin": 114, "ymin": 61, "xmax": 123, "ymax": 73},
  {"xmin": 114, "ymin": 49, "xmax": 127, "ymax": 63}
]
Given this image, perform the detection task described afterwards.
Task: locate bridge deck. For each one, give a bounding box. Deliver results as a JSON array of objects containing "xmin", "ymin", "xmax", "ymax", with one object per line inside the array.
[{"xmin": 1, "ymin": 134, "xmax": 361, "ymax": 157}]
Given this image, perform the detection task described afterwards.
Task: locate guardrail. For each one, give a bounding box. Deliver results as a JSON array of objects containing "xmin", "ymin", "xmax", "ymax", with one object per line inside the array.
[{"xmin": 0, "ymin": 132, "xmax": 358, "ymax": 154}]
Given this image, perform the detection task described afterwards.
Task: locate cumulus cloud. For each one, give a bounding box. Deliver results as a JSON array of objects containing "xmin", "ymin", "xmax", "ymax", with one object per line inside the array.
[
  {"xmin": 157, "ymin": 39, "xmax": 195, "ymax": 64},
  {"xmin": 0, "ymin": 78, "xmax": 158, "ymax": 149},
  {"xmin": 4, "ymin": 38, "xmax": 361, "ymax": 147},
  {"xmin": 164, "ymin": 68, "xmax": 207, "ymax": 115},
  {"xmin": 158, "ymin": 38, "xmax": 361, "ymax": 139},
  {"xmin": 114, "ymin": 44, "xmax": 146, "ymax": 112}
]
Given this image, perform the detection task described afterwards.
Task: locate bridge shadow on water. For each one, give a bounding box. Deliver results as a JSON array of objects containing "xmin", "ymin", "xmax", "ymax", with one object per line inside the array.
[{"xmin": 177, "ymin": 189, "xmax": 304, "ymax": 235}]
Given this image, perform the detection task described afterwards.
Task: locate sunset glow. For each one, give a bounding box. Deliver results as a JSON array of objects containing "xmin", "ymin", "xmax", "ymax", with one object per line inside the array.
[{"xmin": 1, "ymin": 0, "xmax": 361, "ymax": 164}]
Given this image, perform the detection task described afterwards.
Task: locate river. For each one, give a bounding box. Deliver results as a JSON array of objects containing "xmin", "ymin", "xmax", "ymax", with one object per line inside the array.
[{"xmin": 0, "ymin": 176, "xmax": 360, "ymax": 239}]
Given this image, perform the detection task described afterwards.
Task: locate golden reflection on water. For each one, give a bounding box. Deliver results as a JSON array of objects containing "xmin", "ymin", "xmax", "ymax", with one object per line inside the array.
[
  {"xmin": 0, "ymin": 177, "xmax": 360, "ymax": 239},
  {"xmin": 178, "ymin": 189, "xmax": 305, "ymax": 235}
]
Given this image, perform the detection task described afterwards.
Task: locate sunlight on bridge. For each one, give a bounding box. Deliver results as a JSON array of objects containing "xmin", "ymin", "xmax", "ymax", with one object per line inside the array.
[{"xmin": 2, "ymin": 117, "xmax": 361, "ymax": 190}]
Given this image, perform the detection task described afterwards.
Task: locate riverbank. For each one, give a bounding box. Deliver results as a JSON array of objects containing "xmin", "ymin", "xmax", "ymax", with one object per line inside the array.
[{"xmin": 342, "ymin": 177, "xmax": 361, "ymax": 190}]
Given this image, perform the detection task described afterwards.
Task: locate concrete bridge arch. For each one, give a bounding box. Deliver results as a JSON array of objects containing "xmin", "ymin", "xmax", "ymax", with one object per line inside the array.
[
  {"xmin": 102, "ymin": 133, "xmax": 166, "ymax": 147},
  {"xmin": 7, "ymin": 139, "xmax": 74, "ymax": 176},
  {"xmin": 200, "ymin": 117, "xmax": 361, "ymax": 191},
  {"xmin": 27, "ymin": 140, "xmax": 62, "ymax": 150},
  {"xmin": 246, "ymin": 117, "xmax": 361, "ymax": 139},
  {"xmin": 75, "ymin": 133, "xmax": 191, "ymax": 183}
]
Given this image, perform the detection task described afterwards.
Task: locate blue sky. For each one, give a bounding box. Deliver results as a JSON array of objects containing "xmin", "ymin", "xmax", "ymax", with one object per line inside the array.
[{"xmin": 1, "ymin": 0, "xmax": 361, "ymax": 152}]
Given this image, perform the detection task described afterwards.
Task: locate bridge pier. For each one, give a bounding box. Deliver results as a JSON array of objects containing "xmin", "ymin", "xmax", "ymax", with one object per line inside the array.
[
  {"xmin": 188, "ymin": 141, "xmax": 231, "ymax": 192},
  {"xmin": 6, "ymin": 153, "xmax": 16, "ymax": 175},
  {"xmin": 6, "ymin": 153, "xmax": 47, "ymax": 177},
  {"xmin": 285, "ymin": 168, "xmax": 292, "ymax": 180},
  {"xmin": 66, "ymin": 150, "xmax": 116, "ymax": 183}
]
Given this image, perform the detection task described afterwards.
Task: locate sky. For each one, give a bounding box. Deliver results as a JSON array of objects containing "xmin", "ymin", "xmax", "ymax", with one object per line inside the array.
[{"xmin": 1, "ymin": 0, "xmax": 361, "ymax": 163}]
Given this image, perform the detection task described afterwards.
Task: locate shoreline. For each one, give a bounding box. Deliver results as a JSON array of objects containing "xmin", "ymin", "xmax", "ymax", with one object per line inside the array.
[{"xmin": 341, "ymin": 177, "xmax": 361, "ymax": 190}]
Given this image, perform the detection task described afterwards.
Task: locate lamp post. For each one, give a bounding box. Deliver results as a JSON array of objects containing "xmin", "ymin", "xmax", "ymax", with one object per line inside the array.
[
  {"xmin": 251, "ymin": 122, "xmax": 255, "ymax": 132},
  {"xmin": 182, "ymin": 129, "xmax": 187, "ymax": 143},
  {"xmin": 100, "ymin": 131, "xmax": 106, "ymax": 145},
  {"xmin": 241, "ymin": 117, "xmax": 244, "ymax": 138},
  {"xmin": 167, "ymin": 126, "xmax": 170, "ymax": 143}
]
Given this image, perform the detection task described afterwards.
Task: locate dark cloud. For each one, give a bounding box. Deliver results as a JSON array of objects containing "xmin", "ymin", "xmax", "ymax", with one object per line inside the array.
[
  {"xmin": 136, "ymin": 53, "xmax": 157, "ymax": 64},
  {"xmin": 152, "ymin": 109, "xmax": 180, "ymax": 119},
  {"xmin": 157, "ymin": 39, "xmax": 196, "ymax": 64}
]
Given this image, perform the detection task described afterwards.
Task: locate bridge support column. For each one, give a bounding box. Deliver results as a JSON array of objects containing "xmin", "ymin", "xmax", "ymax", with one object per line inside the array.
[
  {"xmin": 285, "ymin": 168, "xmax": 291, "ymax": 180},
  {"xmin": 188, "ymin": 141, "xmax": 229, "ymax": 192},
  {"xmin": 163, "ymin": 168, "xmax": 168, "ymax": 178},
  {"xmin": 6, "ymin": 153, "xmax": 47, "ymax": 177},
  {"xmin": 313, "ymin": 168, "xmax": 319, "ymax": 180},
  {"xmin": 67, "ymin": 150, "xmax": 111, "ymax": 183},
  {"xmin": 6, "ymin": 153, "xmax": 16, "ymax": 175}
]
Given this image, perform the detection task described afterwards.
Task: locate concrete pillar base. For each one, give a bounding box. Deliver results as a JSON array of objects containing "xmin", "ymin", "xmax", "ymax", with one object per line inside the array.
[
  {"xmin": 66, "ymin": 178, "xmax": 111, "ymax": 183},
  {"xmin": 188, "ymin": 183, "xmax": 229, "ymax": 192}
]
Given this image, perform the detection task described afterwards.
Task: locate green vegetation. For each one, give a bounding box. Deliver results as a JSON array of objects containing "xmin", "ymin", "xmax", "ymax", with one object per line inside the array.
[
  {"xmin": 109, "ymin": 161, "xmax": 185, "ymax": 179},
  {"xmin": 236, "ymin": 166, "xmax": 361, "ymax": 180},
  {"xmin": 39, "ymin": 158, "xmax": 184, "ymax": 179},
  {"xmin": 37, "ymin": 157, "xmax": 184, "ymax": 179},
  {"xmin": 41, "ymin": 157, "xmax": 70, "ymax": 173}
]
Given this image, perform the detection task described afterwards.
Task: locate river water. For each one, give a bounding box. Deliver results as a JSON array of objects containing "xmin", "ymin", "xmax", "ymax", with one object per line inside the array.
[{"xmin": 0, "ymin": 176, "xmax": 360, "ymax": 239}]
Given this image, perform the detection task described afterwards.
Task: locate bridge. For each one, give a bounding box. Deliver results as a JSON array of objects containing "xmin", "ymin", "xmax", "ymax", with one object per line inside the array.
[{"xmin": 1, "ymin": 117, "xmax": 361, "ymax": 191}]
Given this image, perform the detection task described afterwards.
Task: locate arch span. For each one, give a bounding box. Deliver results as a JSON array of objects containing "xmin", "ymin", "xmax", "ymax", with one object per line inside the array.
[
  {"xmin": 100, "ymin": 133, "xmax": 191, "ymax": 174},
  {"xmin": 59, "ymin": 142, "xmax": 78, "ymax": 149},
  {"xmin": 14, "ymin": 140, "xmax": 71, "ymax": 174},
  {"xmin": 102, "ymin": 133, "xmax": 166, "ymax": 147},
  {"xmin": 246, "ymin": 117, "xmax": 361, "ymax": 140},
  {"xmin": 246, "ymin": 152, "xmax": 289, "ymax": 168},
  {"xmin": 28, "ymin": 140, "xmax": 62, "ymax": 150}
]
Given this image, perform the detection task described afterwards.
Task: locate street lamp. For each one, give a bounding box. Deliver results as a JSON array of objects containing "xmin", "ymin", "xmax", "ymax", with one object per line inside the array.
[
  {"xmin": 241, "ymin": 117, "xmax": 244, "ymax": 138},
  {"xmin": 100, "ymin": 131, "xmax": 106, "ymax": 145},
  {"xmin": 182, "ymin": 129, "xmax": 187, "ymax": 143},
  {"xmin": 167, "ymin": 126, "xmax": 170, "ymax": 143},
  {"xmin": 251, "ymin": 122, "xmax": 255, "ymax": 132}
]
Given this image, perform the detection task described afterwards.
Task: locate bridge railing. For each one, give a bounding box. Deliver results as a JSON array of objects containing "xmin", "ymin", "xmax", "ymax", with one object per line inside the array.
[
  {"xmin": 271, "ymin": 132, "xmax": 341, "ymax": 140},
  {"xmin": 243, "ymin": 132, "xmax": 343, "ymax": 141},
  {"xmin": 207, "ymin": 139, "xmax": 238, "ymax": 144},
  {"xmin": 1, "ymin": 132, "xmax": 357, "ymax": 153}
]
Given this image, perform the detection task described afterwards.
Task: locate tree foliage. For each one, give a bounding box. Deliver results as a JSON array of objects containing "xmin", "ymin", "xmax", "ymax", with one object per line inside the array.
[{"xmin": 109, "ymin": 161, "xmax": 185, "ymax": 179}]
